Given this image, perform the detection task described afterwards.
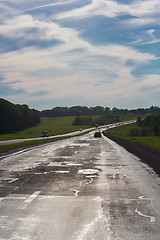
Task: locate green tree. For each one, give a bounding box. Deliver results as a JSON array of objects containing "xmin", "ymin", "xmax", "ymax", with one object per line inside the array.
[{"xmin": 137, "ymin": 116, "xmax": 142, "ymax": 127}]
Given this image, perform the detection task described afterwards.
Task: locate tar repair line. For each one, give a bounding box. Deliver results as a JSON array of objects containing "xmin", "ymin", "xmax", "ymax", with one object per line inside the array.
[{"xmin": 18, "ymin": 191, "xmax": 41, "ymax": 210}]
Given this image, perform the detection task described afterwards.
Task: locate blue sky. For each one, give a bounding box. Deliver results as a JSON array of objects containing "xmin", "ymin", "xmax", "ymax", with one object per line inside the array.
[{"xmin": 0, "ymin": 0, "xmax": 160, "ymax": 110}]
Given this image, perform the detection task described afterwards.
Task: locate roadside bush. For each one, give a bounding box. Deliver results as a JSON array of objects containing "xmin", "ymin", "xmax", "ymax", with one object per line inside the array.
[
  {"xmin": 153, "ymin": 122, "xmax": 160, "ymax": 136},
  {"xmin": 141, "ymin": 128, "xmax": 149, "ymax": 136},
  {"xmin": 130, "ymin": 128, "xmax": 141, "ymax": 137},
  {"xmin": 137, "ymin": 116, "xmax": 142, "ymax": 127},
  {"xmin": 136, "ymin": 112, "xmax": 160, "ymax": 136}
]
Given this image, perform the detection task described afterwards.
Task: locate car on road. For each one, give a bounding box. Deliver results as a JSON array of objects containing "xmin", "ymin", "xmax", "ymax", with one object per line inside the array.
[
  {"xmin": 42, "ymin": 131, "xmax": 49, "ymax": 137},
  {"xmin": 94, "ymin": 131, "xmax": 102, "ymax": 138}
]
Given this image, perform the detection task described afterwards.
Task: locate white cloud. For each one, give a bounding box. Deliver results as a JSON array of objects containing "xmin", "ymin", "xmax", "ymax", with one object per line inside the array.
[
  {"xmin": 3, "ymin": 59, "xmax": 160, "ymax": 110},
  {"xmin": 129, "ymin": 29, "xmax": 160, "ymax": 46},
  {"xmin": 54, "ymin": 0, "xmax": 123, "ymax": 19},
  {"xmin": 54, "ymin": 0, "xmax": 160, "ymax": 28},
  {"xmin": 0, "ymin": 0, "xmax": 78, "ymax": 23},
  {"xmin": 0, "ymin": 13, "xmax": 156, "ymax": 65},
  {"xmin": 127, "ymin": 0, "xmax": 160, "ymax": 17},
  {"xmin": 0, "ymin": 12, "xmax": 157, "ymax": 92},
  {"xmin": 1, "ymin": 0, "xmax": 160, "ymax": 109}
]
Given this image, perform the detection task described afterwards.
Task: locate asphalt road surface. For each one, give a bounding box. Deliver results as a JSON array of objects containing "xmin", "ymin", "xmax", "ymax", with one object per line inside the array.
[{"xmin": 0, "ymin": 131, "xmax": 160, "ymax": 239}]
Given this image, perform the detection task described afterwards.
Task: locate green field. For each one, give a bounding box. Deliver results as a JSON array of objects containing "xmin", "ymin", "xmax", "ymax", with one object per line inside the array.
[
  {"xmin": 0, "ymin": 114, "xmax": 138, "ymax": 141},
  {"xmin": 107, "ymin": 123, "xmax": 160, "ymax": 151},
  {"xmin": 0, "ymin": 116, "xmax": 91, "ymax": 141}
]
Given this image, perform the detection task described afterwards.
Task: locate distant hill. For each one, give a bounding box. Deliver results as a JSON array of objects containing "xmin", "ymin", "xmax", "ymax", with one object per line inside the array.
[{"xmin": 0, "ymin": 98, "xmax": 40, "ymax": 134}]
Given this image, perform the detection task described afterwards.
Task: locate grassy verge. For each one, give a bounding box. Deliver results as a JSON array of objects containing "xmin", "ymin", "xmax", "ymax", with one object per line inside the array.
[
  {"xmin": 0, "ymin": 130, "xmax": 92, "ymax": 154},
  {"xmin": 107, "ymin": 123, "xmax": 160, "ymax": 151}
]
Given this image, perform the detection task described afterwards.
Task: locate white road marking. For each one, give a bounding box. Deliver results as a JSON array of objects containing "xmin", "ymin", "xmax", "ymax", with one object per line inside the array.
[
  {"xmin": 9, "ymin": 178, "xmax": 18, "ymax": 183},
  {"xmin": 86, "ymin": 175, "xmax": 97, "ymax": 184},
  {"xmin": 54, "ymin": 170, "xmax": 70, "ymax": 174},
  {"xmin": 47, "ymin": 162, "xmax": 61, "ymax": 167},
  {"xmin": 18, "ymin": 191, "xmax": 41, "ymax": 209},
  {"xmin": 138, "ymin": 196, "xmax": 146, "ymax": 200},
  {"xmin": 63, "ymin": 162, "xmax": 82, "ymax": 166},
  {"xmin": 69, "ymin": 143, "xmax": 90, "ymax": 147},
  {"xmin": 74, "ymin": 190, "xmax": 80, "ymax": 197},
  {"xmin": 70, "ymin": 189, "xmax": 80, "ymax": 196},
  {"xmin": 135, "ymin": 208, "xmax": 156, "ymax": 222},
  {"xmin": 78, "ymin": 169, "xmax": 100, "ymax": 175},
  {"xmin": 51, "ymin": 156, "xmax": 72, "ymax": 159},
  {"xmin": 34, "ymin": 172, "xmax": 47, "ymax": 174}
]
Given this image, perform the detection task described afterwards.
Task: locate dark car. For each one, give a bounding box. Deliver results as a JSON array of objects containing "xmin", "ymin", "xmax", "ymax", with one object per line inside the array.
[
  {"xmin": 42, "ymin": 131, "xmax": 49, "ymax": 137},
  {"xmin": 94, "ymin": 131, "xmax": 102, "ymax": 138}
]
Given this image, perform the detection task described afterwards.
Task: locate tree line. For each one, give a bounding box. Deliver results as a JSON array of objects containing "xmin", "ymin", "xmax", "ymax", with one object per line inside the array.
[
  {"xmin": 72, "ymin": 114, "xmax": 122, "ymax": 126},
  {"xmin": 42, "ymin": 106, "xmax": 160, "ymax": 118},
  {"xmin": 0, "ymin": 98, "xmax": 40, "ymax": 134},
  {"xmin": 137, "ymin": 113, "xmax": 160, "ymax": 136}
]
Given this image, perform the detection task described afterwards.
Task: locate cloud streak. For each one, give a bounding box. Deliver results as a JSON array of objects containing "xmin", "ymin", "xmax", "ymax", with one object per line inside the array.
[
  {"xmin": 55, "ymin": 0, "xmax": 160, "ymax": 18},
  {"xmin": 129, "ymin": 29, "xmax": 160, "ymax": 46}
]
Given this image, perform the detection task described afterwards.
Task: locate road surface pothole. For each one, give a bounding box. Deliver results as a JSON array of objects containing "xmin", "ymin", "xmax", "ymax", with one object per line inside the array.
[{"xmin": 78, "ymin": 169, "xmax": 100, "ymax": 175}]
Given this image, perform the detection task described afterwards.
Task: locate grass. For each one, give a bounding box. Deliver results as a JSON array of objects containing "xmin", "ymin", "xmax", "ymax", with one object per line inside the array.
[
  {"xmin": 0, "ymin": 116, "xmax": 91, "ymax": 140},
  {"xmin": 0, "ymin": 116, "xmax": 93, "ymax": 154},
  {"xmin": 0, "ymin": 115, "xmax": 136, "ymax": 141},
  {"xmin": 107, "ymin": 123, "xmax": 160, "ymax": 151},
  {"xmin": 0, "ymin": 130, "xmax": 92, "ymax": 154},
  {"xmin": 0, "ymin": 115, "xmax": 137, "ymax": 154},
  {"xmin": 107, "ymin": 124, "xmax": 138, "ymax": 140}
]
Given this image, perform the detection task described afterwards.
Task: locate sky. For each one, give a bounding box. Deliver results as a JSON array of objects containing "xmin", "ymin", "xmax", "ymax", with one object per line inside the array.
[{"xmin": 0, "ymin": 0, "xmax": 160, "ymax": 110}]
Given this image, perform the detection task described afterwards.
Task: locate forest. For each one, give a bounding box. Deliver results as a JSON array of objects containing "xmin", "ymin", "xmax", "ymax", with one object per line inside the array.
[
  {"xmin": 42, "ymin": 106, "xmax": 160, "ymax": 118},
  {"xmin": 72, "ymin": 114, "xmax": 122, "ymax": 126},
  {"xmin": 136, "ymin": 112, "xmax": 160, "ymax": 136},
  {"xmin": 0, "ymin": 98, "xmax": 40, "ymax": 134}
]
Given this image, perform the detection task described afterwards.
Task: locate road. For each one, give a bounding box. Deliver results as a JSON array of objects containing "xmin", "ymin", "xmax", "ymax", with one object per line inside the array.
[{"xmin": 0, "ymin": 130, "xmax": 160, "ymax": 239}]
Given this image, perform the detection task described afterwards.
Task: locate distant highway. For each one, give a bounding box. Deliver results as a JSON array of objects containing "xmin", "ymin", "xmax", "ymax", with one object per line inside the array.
[
  {"xmin": 0, "ymin": 120, "xmax": 136, "ymax": 146},
  {"xmin": 0, "ymin": 128, "xmax": 160, "ymax": 240}
]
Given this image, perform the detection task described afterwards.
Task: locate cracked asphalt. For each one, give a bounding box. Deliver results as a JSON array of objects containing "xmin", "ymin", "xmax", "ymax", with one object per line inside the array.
[{"xmin": 0, "ymin": 131, "xmax": 160, "ymax": 239}]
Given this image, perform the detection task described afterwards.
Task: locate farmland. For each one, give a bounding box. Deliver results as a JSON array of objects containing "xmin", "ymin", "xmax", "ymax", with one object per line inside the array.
[{"xmin": 0, "ymin": 116, "xmax": 91, "ymax": 141}]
